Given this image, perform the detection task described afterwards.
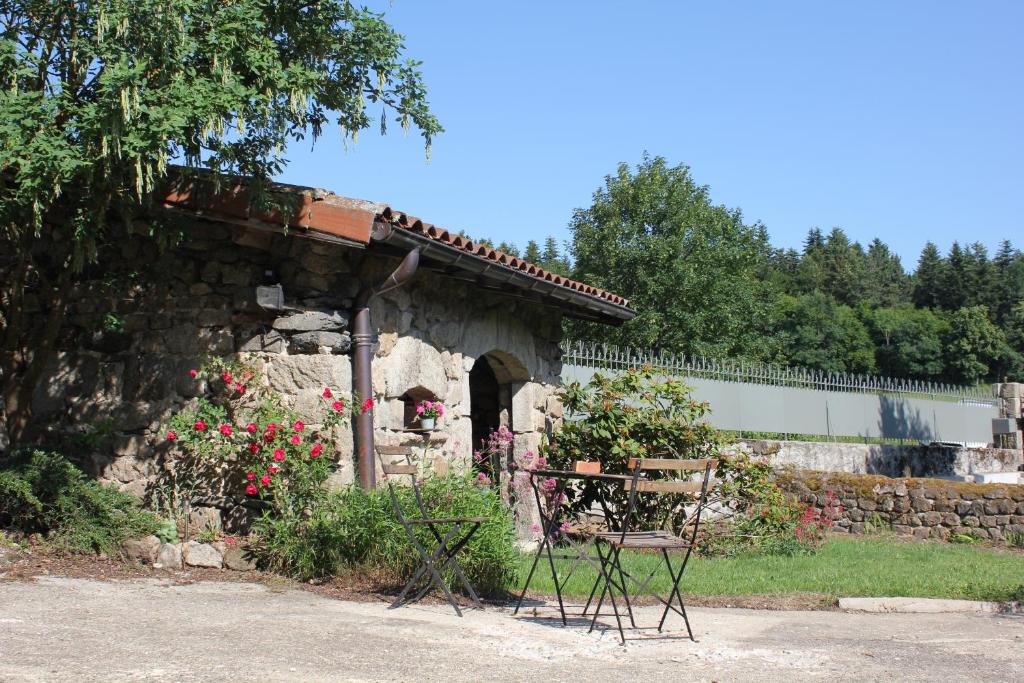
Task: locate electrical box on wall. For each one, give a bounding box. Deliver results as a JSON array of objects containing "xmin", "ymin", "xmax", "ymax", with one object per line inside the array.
[{"xmin": 992, "ymin": 418, "xmax": 1017, "ymax": 434}]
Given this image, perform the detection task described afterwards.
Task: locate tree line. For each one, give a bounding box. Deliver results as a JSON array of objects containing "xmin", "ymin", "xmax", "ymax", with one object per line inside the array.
[{"xmin": 490, "ymin": 155, "xmax": 1024, "ymax": 387}]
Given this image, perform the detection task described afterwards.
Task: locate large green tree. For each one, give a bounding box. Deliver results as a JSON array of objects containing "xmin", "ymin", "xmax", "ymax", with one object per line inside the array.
[
  {"xmin": 567, "ymin": 155, "xmax": 775, "ymax": 358},
  {"xmin": 770, "ymin": 293, "xmax": 876, "ymax": 374},
  {"xmin": 0, "ymin": 0, "xmax": 441, "ymax": 445}
]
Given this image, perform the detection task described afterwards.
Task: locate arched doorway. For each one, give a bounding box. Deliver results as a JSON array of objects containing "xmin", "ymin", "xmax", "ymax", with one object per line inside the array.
[
  {"xmin": 468, "ymin": 350, "xmax": 531, "ymax": 450},
  {"xmin": 469, "ymin": 358, "xmax": 501, "ymax": 449}
]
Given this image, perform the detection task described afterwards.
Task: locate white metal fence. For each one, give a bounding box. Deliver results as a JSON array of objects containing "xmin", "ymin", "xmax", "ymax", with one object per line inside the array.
[{"xmin": 561, "ymin": 341, "xmax": 1000, "ymax": 445}]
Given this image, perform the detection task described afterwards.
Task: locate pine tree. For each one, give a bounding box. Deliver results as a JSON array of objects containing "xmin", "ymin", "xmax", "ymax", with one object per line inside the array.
[
  {"xmin": 912, "ymin": 242, "xmax": 947, "ymax": 309},
  {"xmin": 523, "ymin": 240, "xmax": 542, "ymax": 264},
  {"xmin": 864, "ymin": 238, "xmax": 910, "ymax": 306},
  {"xmin": 940, "ymin": 242, "xmax": 970, "ymax": 310}
]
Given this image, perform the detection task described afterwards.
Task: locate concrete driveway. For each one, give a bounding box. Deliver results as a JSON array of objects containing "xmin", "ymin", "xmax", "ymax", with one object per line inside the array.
[{"xmin": 0, "ymin": 577, "xmax": 1021, "ymax": 682}]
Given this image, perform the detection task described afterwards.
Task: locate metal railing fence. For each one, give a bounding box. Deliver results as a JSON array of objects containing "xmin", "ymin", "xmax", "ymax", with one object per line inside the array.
[{"xmin": 560, "ymin": 340, "xmax": 996, "ymax": 403}]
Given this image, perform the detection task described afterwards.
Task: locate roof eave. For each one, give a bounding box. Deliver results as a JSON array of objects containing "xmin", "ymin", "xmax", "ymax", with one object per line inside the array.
[{"xmin": 371, "ymin": 222, "xmax": 635, "ymax": 325}]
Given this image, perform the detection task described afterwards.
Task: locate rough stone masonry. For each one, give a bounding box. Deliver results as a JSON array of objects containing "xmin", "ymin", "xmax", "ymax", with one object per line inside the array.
[{"xmin": 20, "ymin": 219, "xmax": 564, "ymax": 532}]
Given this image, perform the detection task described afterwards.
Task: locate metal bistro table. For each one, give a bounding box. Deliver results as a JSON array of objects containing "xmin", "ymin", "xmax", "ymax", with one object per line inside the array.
[{"xmin": 513, "ymin": 468, "xmax": 633, "ymax": 625}]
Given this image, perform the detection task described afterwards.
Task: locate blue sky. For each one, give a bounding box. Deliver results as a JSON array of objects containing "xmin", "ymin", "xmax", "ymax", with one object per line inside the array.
[{"xmin": 276, "ymin": 1, "xmax": 1023, "ymax": 269}]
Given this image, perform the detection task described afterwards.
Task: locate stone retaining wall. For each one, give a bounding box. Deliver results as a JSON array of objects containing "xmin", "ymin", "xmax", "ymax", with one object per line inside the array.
[
  {"xmin": 731, "ymin": 439, "xmax": 1022, "ymax": 479},
  {"xmin": 778, "ymin": 470, "xmax": 1024, "ymax": 542}
]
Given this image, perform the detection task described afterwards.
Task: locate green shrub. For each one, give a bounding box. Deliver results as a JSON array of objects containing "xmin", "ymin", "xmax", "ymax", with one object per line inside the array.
[
  {"xmin": 250, "ymin": 474, "xmax": 518, "ymax": 596},
  {"xmin": 545, "ymin": 366, "xmax": 722, "ymax": 533},
  {"xmin": 0, "ymin": 449, "xmax": 161, "ymax": 554}
]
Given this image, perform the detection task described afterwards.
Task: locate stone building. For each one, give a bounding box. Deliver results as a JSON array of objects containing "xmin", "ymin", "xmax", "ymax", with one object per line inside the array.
[{"xmin": 23, "ymin": 173, "xmax": 633, "ymax": 520}]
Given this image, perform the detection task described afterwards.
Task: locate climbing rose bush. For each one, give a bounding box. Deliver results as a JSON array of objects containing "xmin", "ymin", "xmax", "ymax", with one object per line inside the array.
[{"xmin": 162, "ymin": 360, "xmax": 353, "ymax": 522}]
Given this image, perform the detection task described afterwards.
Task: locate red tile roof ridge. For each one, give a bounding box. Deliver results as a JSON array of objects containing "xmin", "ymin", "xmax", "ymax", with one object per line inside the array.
[{"xmin": 377, "ymin": 208, "xmax": 630, "ymax": 308}]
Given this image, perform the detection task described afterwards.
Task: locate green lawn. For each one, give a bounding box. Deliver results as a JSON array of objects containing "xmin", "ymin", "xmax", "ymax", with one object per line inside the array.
[{"xmin": 516, "ymin": 536, "xmax": 1024, "ymax": 602}]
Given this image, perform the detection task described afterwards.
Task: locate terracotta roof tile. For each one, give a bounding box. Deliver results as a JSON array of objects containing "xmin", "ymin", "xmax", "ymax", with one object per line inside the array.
[{"xmin": 377, "ymin": 210, "xmax": 631, "ymax": 309}]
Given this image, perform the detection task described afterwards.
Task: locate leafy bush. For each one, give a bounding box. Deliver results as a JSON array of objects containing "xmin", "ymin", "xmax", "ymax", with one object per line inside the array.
[
  {"xmin": 250, "ymin": 474, "xmax": 518, "ymax": 596},
  {"xmin": 0, "ymin": 449, "xmax": 160, "ymax": 553},
  {"xmin": 543, "ymin": 366, "xmax": 823, "ymax": 555},
  {"xmin": 545, "ymin": 366, "xmax": 722, "ymax": 533}
]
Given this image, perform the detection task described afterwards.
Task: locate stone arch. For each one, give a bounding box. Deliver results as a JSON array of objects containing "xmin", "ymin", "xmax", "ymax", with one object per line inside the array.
[{"xmin": 469, "ymin": 350, "xmax": 531, "ymax": 450}]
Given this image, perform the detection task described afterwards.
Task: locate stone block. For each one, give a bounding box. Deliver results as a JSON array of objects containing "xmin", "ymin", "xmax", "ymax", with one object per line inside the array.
[
  {"xmin": 188, "ymin": 506, "xmax": 222, "ymax": 534},
  {"xmin": 381, "ymin": 336, "xmax": 447, "ymax": 399},
  {"xmin": 223, "ymin": 546, "xmax": 258, "ymax": 571},
  {"xmin": 121, "ymin": 535, "xmax": 161, "ymax": 564},
  {"xmin": 941, "ymin": 512, "xmax": 961, "ymax": 526},
  {"xmin": 910, "ymin": 497, "xmax": 933, "ymax": 512},
  {"xmin": 962, "ymin": 515, "xmax": 980, "ymax": 527},
  {"xmin": 183, "ymin": 541, "xmax": 223, "ymax": 569},
  {"xmin": 858, "ymin": 498, "xmax": 877, "ymax": 511},
  {"xmin": 238, "ymin": 330, "xmax": 287, "ymax": 354},
  {"xmin": 272, "ymin": 310, "xmax": 348, "ymax": 332},
  {"xmin": 267, "ymin": 355, "xmax": 352, "ymax": 395},
  {"xmin": 428, "ymin": 321, "xmax": 462, "ymax": 349},
  {"xmin": 288, "ymin": 331, "xmax": 351, "ymax": 354},
  {"xmin": 912, "ymin": 528, "xmax": 931, "ymax": 540},
  {"xmin": 919, "ymin": 511, "xmax": 943, "ymax": 526},
  {"xmin": 155, "ymin": 543, "xmax": 183, "ymax": 570},
  {"xmin": 891, "ymin": 524, "xmax": 912, "ymax": 536},
  {"xmin": 930, "ymin": 526, "xmax": 950, "ymax": 540}
]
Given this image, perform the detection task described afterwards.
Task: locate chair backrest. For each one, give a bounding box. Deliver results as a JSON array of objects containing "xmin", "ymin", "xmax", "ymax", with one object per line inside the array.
[
  {"xmin": 620, "ymin": 457, "xmax": 718, "ymax": 546},
  {"xmin": 376, "ymin": 444, "xmax": 428, "ymax": 523}
]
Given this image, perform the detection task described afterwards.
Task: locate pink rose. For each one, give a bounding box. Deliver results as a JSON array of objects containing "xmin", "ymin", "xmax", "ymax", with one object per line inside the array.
[{"xmin": 273, "ymin": 449, "xmax": 285, "ymax": 462}]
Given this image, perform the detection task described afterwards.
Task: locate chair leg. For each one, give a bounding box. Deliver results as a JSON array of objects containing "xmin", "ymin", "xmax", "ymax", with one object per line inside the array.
[
  {"xmin": 513, "ymin": 535, "xmax": 547, "ymax": 615},
  {"xmin": 588, "ymin": 542, "xmax": 610, "ymax": 633},
  {"xmin": 581, "ymin": 572, "xmax": 601, "ymax": 616},
  {"xmin": 543, "ymin": 529, "xmax": 567, "ymax": 626},
  {"xmin": 418, "ymin": 523, "xmax": 483, "ymax": 609},
  {"xmin": 408, "ymin": 524, "xmax": 466, "ymax": 604},
  {"xmin": 399, "ymin": 524, "xmax": 464, "ymax": 616},
  {"xmin": 657, "ymin": 549, "xmax": 694, "ymax": 641},
  {"xmin": 588, "ymin": 542, "xmax": 626, "ymax": 644},
  {"xmin": 611, "ymin": 547, "xmax": 637, "ymax": 628}
]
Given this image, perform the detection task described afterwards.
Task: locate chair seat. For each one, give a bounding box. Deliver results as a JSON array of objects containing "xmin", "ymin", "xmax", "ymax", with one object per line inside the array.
[
  {"xmin": 407, "ymin": 517, "xmax": 487, "ymax": 525},
  {"xmin": 593, "ymin": 530, "xmax": 693, "ymax": 549}
]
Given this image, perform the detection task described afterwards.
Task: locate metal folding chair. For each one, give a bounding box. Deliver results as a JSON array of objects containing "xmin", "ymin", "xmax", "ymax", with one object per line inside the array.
[
  {"xmin": 589, "ymin": 457, "xmax": 718, "ymax": 644},
  {"xmin": 378, "ymin": 446, "xmax": 486, "ymax": 616}
]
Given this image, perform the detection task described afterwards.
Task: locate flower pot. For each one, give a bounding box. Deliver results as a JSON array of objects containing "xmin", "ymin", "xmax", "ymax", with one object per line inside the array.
[{"xmin": 419, "ymin": 417, "xmax": 436, "ymax": 430}]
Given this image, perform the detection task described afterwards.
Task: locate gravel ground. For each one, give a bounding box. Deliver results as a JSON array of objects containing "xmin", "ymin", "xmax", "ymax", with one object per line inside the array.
[{"xmin": 1, "ymin": 576, "xmax": 1022, "ymax": 682}]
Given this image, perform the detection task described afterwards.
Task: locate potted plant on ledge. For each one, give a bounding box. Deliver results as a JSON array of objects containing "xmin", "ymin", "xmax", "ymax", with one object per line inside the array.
[{"xmin": 415, "ymin": 400, "xmax": 444, "ymax": 430}]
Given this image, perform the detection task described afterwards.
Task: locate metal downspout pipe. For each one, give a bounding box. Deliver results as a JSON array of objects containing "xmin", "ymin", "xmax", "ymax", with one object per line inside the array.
[{"xmin": 352, "ymin": 248, "xmax": 421, "ymax": 488}]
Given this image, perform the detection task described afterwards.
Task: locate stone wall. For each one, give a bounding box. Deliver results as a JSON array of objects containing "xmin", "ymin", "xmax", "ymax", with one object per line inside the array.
[
  {"xmin": 731, "ymin": 439, "xmax": 1022, "ymax": 480},
  {"xmin": 779, "ymin": 470, "xmax": 1024, "ymax": 542},
  {"xmin": 17, "ymin": 219, "xmax": 563, "ymax": 529}
]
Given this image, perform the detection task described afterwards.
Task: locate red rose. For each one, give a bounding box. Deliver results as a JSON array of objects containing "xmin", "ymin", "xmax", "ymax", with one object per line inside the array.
[
  {"xmin": 322, "ymin": 387, "xmax": 333, "ymax": 399},
  {"xmin": 245, "ymin": 484, "xmax": 258, "ymax": 496},
  {"xmin": 222, "ymin": 370, "xmax": 233, "ymax": 384},
  {"xmin": 360, "ymin": 397, "xmax": 374, "ymax": 414},
  {"xmin": 260, "ymin": 475, "xmax": 271, "ymax": 486},
  {"xmin": 193, "ymin": 420, "xmax": 207, "ymax": 432},
  {"xmin": 273, "ymin": 449, "xmax": 285, "ymax": 462},
  {"xmin": 246, "ymin": 422, "xmax": 258, "ymax": 434},
  {"xmin": 332, "ymin": 400, "xmax": 344, "ymax": 413},
  {"xmin": 245, "ymin": 471, "xmax": 256, "ymax": 481},
  {"xmin": 290, "ymin": 434, "xmax": 301, "ymax": 445},
  {"xmin": 235, "ymin": 382, "xmax": 246, "ymax": 394},
  {"xmin": 189, "ymin": 368, "xmax": 198, "ymax": 378},
  {"xmin": 219, "ymin": 424, "xmax": 232, "ymax": 436},
  {"xmin": 293, "ymin": 420, "xmax": 304, "ymax": 432},
  {"xmin": 248, "ymin": 442, "xmax": 259, "ymax": 454},
  {"xmin": 166, "ymin": 431, "xmax": 177, "ymax": 441},
  {"xmin": 310, "ymin": 443, "xmax": 323, "ymax": 458},
  {"xmin": 267, "ymin": 465, "xmax": 279, "ymax": 475}
]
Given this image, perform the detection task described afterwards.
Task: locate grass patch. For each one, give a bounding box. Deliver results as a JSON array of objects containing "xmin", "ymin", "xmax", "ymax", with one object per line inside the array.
[{"xmin": 517, "ymin": 536, "xmax": 1024, "ymax": 602}]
